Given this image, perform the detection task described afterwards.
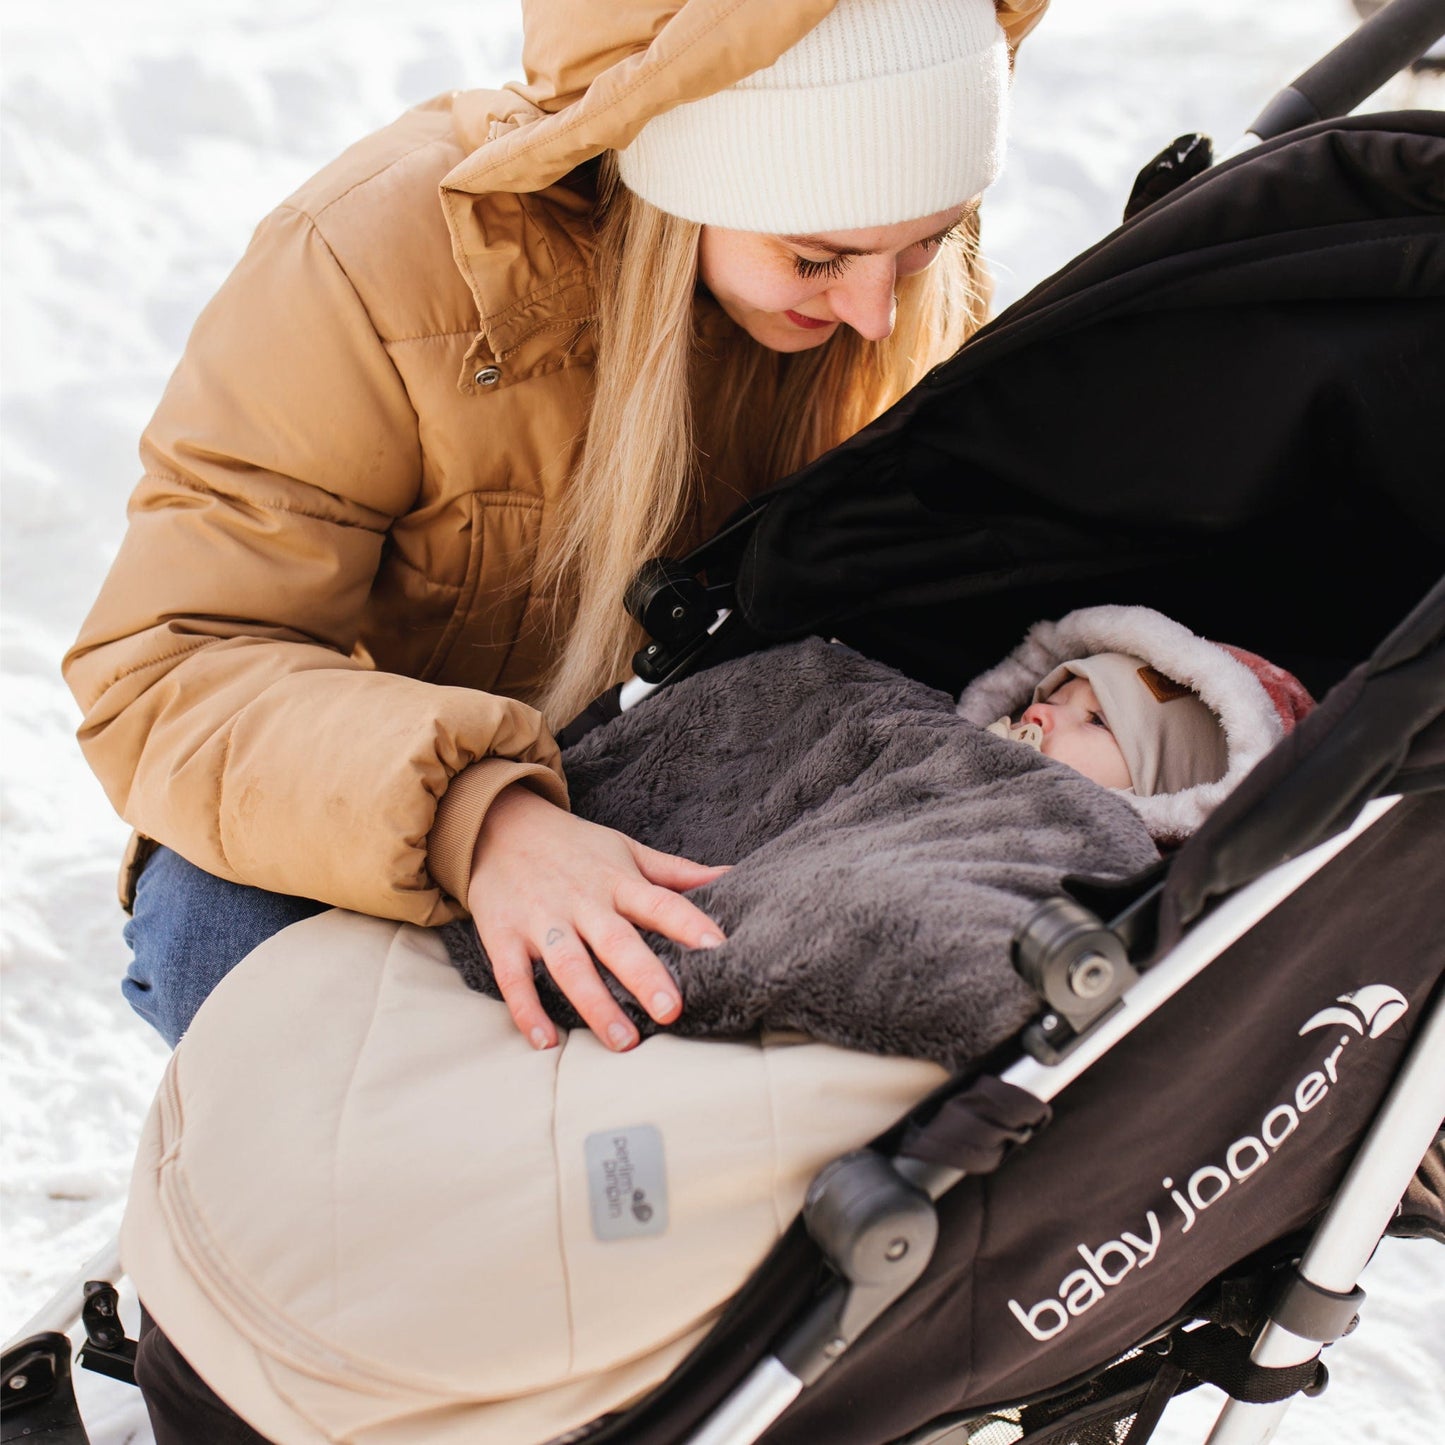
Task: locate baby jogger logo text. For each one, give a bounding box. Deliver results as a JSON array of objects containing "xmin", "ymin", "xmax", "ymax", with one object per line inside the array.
[{"xmin": 1007, "ymin": 986, "xmax": 1409, "ymax": 1343}]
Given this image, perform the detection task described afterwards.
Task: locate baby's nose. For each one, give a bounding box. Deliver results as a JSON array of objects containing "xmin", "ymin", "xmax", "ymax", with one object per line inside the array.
[{"xmin": 1021, "ymin": 702, "xmax": 1051, "ymax": 733}]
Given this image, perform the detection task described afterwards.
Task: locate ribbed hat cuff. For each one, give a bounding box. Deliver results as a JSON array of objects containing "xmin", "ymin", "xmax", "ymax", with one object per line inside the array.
[{"xmin": 616, "ymin": 41, "xmax": 1008, "ymax": 232}]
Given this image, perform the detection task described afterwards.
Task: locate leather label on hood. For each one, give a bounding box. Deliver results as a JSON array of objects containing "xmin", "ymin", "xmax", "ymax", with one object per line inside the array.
[{"xmin": 1137, "ymin": 665, "xmax": 1192, "ymax": 704}]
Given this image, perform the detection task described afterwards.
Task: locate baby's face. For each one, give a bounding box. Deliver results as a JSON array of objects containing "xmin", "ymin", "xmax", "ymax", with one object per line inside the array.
[{"xmin": 1020, "ymin": 677, "xmax": 1132, "ymax": 790}]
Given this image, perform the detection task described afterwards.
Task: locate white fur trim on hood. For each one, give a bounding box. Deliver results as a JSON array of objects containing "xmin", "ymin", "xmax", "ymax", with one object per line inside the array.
[{"xmin": 957, "ymin": 605, "xmax": 1286, "ymax": 842}]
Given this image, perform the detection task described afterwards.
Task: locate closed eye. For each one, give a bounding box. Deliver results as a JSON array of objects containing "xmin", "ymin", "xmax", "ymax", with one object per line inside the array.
[
  {"xmin": 793, "ymin": 253, "xmax": 851, "ymax": 280},
  {"xmin": 917, "ymin": 222, "xmax": 962, "ymax": 252}
]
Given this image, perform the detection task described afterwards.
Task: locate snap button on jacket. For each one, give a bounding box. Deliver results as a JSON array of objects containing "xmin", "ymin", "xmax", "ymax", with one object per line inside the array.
[{"xmin": 62, "ymin": 0, "xmax": 1049, "ymax": 926}]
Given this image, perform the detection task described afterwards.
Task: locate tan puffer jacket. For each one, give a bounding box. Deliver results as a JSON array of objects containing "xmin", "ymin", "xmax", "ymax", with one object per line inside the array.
[{"xmin": 63, "ymin": 0, "xmax": 1050, "ymax": 927}]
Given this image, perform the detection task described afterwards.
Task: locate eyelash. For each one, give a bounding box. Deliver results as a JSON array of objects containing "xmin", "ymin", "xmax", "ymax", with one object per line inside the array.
[
  {"xmin": 791, "ymin": 230, "xmax": 955, "ymax": 281},
  {"xmin": 793, "ymin": 254, "xmax": 850, "ymax": 280}
]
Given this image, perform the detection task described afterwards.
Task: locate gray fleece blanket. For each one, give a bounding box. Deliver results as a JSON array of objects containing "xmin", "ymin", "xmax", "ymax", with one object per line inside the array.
[{"xmin": 443, "ymin": 638, "xmax": 1158, "ymax": 1071}]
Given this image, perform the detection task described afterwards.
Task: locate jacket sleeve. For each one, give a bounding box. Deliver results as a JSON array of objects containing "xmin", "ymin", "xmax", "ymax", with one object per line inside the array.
[{"xmin": 63, "ymin": 203, "xmax": 567, "ymax": 926}]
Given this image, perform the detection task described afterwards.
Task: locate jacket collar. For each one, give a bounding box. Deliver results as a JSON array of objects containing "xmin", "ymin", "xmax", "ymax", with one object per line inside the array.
[{"xmin": 441, "ymin": 146, "xmax": 598, "ymax": 361}]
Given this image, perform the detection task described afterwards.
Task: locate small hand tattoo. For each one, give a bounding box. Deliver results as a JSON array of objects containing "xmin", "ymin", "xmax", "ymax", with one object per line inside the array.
[{"xmin": 544, "ymin": 927, "xmax": 565, "ymax": 947}]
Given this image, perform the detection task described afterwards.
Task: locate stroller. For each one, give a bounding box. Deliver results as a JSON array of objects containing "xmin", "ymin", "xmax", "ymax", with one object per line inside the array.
[{"xmin": 5, "ymin": 3, "xmax": 1443, "ymax": 1442}]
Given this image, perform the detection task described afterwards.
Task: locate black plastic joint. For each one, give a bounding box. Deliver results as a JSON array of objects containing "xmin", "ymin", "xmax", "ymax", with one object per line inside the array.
[
  {"xmin": 1270, "ymin": 1272, "xmax": 1366, "ymax": 1344},
  {"xmin": 0, "ymin": 1331, "xmax": 89, "ymax": 1443},
  {"xmin": 77, "ymin": 1280, "xmax": 138, "ymax": 1386},
  {"xmin": 803, "ymin": 1150, "xmax": 937, "ymax": 1284},
  {"xmin": 1014, "ymin": 896, "xmax": 1137, "ymax": 1039},
  {"xmin": 624, "ymin": 558, "xmax": 716, "ymax": 644}
]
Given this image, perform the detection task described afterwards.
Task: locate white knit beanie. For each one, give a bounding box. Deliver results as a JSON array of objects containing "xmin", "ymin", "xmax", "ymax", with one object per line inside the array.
[{"xmin": 616, "ymin": 0, "xmax": 1010, "ymax": 232}]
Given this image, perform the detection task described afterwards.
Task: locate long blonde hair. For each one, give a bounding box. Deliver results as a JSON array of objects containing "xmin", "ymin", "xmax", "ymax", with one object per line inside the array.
[{"xmin": 535, "ymin": 155, "xmax": 987, "ymax": 726}]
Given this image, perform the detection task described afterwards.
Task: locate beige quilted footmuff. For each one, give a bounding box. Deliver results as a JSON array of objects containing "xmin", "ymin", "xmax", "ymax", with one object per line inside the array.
[{"xmin": 123, "ymin": 909, "xmax": 947, "ymax": 1444}]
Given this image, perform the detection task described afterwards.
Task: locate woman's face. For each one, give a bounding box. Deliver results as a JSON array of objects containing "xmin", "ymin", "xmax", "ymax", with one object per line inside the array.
[{"xmin": 697, "ymin": 206, "xmax": 968, "ymax": 352}]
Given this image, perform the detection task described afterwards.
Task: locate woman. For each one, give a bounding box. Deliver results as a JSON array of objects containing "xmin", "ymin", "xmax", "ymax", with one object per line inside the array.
[{"xmin": 63, "ymin": 0, "xmax": 1048, "ymax": 1052}]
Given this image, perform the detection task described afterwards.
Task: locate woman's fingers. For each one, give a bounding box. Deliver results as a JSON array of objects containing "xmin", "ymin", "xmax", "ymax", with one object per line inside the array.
[
  {"xmin": 466, "ymin": 789, "xmax": 724, "ymax": 1049},
  {"xmin": 487, "ymin": 930, "xmax": 557, "ymax": 1051},
  {"xmin": 615, "ymin": 873, "xmax": 727, "ymax": 952},
  {"xmin": 486, "ymin": 919, "xmax": 665, "ymax": 1052},
  {"xmin": 538, "ymin": 922, "xmax": 640, "ymax": 1052},
  {"xmin": 631, "ymin": 842, "xmax": 730, "ymax": 894},
  {"xmin": 580, "ymin": 914, "xmax": 682, "ymax": 1025}
]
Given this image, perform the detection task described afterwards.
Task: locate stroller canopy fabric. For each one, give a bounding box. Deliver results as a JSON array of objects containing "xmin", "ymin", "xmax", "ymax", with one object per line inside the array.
[{"xmin": 717, "ymin": 113, "xmax": 1444, "ymax": 702}]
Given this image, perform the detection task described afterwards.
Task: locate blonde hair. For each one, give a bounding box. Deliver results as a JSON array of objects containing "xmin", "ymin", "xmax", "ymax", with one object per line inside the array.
[{"xmin": 535, "ymin": 155, "xmax": 988, "ymax": 727}]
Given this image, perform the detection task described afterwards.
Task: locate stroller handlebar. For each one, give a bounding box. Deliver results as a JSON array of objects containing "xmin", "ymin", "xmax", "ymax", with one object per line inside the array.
[{"xmin": 1248, "ymin": 0, "xmax": 1445, "ymax": 142}]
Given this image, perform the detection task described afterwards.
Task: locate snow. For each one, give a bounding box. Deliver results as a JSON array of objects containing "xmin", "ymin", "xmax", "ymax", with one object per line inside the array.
[{"xmin": 1, "ymin": 2, "xmax": 1439, "ymax": 1441}]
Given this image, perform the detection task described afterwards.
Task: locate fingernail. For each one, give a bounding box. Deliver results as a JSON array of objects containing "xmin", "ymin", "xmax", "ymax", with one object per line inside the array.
[
  {"xmin": 651, "ymin": 991, "xmax": 679, "ymax": 1021},
  {"xmin": 529, "ymin": 1027, "xmax": 550, "ymax": 1050},
  {"xmin": 608, "ymin": 1022, "xmax": 636, "ymax": 1051},
  {"xmin": 699, "ymin": 932, "xmax": 724, "ymax": 949}
]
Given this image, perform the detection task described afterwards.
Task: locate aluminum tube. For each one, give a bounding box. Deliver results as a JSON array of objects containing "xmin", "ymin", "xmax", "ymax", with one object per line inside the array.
[
  {"xmin": 1203, "ymin": 987, "xmax": 1445, "ymax": 1445},
  {"xmin": 685, "ymin": 1356, "xmax": 804, "ymax": 1445},
  {"xmin": 3, "ymin": 1233, "xmax": 122, "ymax": 1352},
  {"xmin": 1004, "ymin": 796, "xmax": 1402, "ymax": 1106}
]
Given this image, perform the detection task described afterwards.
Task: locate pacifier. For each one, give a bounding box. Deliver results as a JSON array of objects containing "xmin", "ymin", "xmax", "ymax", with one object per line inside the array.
[{"xmin": 985, "ymin": 716, "xmax": 1044, "ymax": 752}]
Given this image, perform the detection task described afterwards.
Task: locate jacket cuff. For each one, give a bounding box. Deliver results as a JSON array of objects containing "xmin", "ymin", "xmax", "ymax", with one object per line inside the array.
[{"xmin": 428, "ymin": 759, "xmax": 570, "ymax": 908}]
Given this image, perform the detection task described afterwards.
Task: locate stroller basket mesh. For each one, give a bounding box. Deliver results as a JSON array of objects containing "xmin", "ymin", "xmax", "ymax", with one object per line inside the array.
[{"xmin": 946, "ymin": 1345, "xmax": 1185, "ymax": 1445}]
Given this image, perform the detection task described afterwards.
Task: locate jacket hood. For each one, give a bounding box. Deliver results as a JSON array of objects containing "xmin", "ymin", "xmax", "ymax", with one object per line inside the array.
[
  {"xmin": 443, "ymin": 0, "xmax": 1050, "ymax": 200},
  {"xmin": 436, "ymin": 0, "xmax": 1047, "ymax": 341},
  {"xmin": 957, "ymin": 605, "xmax": 1315, "ymax": 843}
]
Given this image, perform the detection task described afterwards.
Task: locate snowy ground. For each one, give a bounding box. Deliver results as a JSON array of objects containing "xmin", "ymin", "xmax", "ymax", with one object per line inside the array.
[{"xmin": 2, "ymin": 2, "xmax": 1440, "ymax": 1441}]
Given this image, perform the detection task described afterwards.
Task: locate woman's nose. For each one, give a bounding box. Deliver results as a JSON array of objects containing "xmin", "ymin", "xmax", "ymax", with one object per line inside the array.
[{"xmin": 829, "ymin": 262, "xmax": 898, "ymax": 340}]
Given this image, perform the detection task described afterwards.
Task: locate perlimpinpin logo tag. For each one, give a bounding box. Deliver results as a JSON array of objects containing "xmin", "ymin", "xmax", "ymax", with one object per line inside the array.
[{"xmin": 585, "ymin": 1126, "xmax": 668, "ymax": 1241}]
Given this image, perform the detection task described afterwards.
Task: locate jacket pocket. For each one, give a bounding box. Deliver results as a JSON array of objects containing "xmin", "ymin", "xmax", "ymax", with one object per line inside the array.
[{"xmin": 426, "ymin": 492, "xmax": 545, "ymax": 693}]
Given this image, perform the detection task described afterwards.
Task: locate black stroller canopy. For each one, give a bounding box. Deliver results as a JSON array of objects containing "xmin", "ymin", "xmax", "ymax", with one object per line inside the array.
[
  {"xmin": 711, "ymin": 113, "xmax": 1445, "ymax": 701},
  {"xmin": 578, "ymin": 118, "xmax": 1445, "ymax": 1445}
]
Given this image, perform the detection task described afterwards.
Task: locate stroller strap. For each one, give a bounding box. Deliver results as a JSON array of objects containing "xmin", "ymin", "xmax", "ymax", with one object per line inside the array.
[
  {"xmin": 1166, "ymin": 1321, "xmax": 1324, "ymax": 1405},
  {"xmin": 897, "ymin": 1077, "xmax": 1053, "ymax": 1174}
]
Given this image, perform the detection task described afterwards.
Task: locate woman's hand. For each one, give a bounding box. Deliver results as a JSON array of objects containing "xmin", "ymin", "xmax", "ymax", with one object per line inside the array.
[{"xmin": 466, "ymin": 783, "xmax": 727, "ymax": 1051}]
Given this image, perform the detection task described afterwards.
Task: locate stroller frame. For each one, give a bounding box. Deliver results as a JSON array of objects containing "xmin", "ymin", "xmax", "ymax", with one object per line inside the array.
[
  {"xmin": 685, "ymin": 797, "xmax": 1445, "ymax": 1445},
  {"xmin": 4, "ymin": 5, "xmax": 1443, "ymax": 1443}
]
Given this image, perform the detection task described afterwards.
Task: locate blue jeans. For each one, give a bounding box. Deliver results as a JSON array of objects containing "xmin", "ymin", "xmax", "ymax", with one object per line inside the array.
[{"xmin": 123, "ymin": 846, "xmax": 327, "ymax": 1046}]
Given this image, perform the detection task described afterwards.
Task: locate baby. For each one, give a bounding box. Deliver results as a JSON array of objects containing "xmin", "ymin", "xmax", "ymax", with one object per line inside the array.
[
  {"xmin": 958, "ymin": 604, "xmax": 1315, "ymax": 844},
  {"xmin": 988, "ymin": 660, "xmax": 1225, "ymax": 794}
]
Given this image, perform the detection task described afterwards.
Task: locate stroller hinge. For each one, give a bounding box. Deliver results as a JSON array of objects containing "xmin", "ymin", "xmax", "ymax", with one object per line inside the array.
[
  {"xmin": 778, "ymin": 1150, "xmax": 939, "ymax": 1384},
  {"xmin": 626, "ymin": 557, "xmax": 731, "ymax": 684},
  {"xmin": 1014, "ymin": 897, "xmax": 1138, "ymax": 1063},
  {"xmin": 75, "ymin": 1282, "xmax": 137, "ymax": 1387}
]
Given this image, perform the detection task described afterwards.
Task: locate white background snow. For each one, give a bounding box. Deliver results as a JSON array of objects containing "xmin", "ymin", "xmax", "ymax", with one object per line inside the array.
[{"xmin": 1, "ymin": 2, "xmax": 1440, "ymax": 1441}]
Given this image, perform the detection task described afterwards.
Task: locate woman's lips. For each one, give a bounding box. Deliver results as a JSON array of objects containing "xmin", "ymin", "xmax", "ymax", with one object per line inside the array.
[{"xmin": 785, "ymin": 309, "xmax": 833, "ymax": 330}]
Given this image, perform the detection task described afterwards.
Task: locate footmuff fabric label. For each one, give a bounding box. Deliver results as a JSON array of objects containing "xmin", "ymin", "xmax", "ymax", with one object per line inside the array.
[{"xmin": 585, "ymin": 1126, "xmax": 668, "ymax": 1241}]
